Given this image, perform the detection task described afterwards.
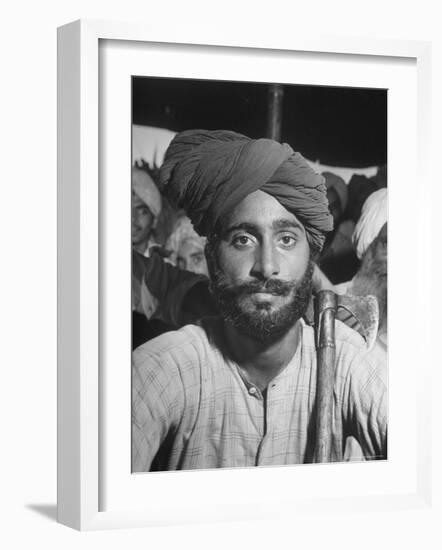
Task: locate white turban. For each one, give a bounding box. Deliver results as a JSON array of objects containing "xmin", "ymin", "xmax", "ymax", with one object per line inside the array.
[
  {"xmin": 165, "ymin": 216, "xmax": 206, "ymax": 263},
  {"xmin": 132, "ymin": 167, "xmax": 162, "ymax": 220},
  {"xmin": 352, "ymin": 188, "xmax": 388, "ymax": 260}
]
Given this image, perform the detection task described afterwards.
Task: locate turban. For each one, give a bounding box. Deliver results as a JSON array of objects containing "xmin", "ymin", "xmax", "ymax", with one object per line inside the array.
[
  {"xmin": 159, "ymin": 130, "xmax": 333, "ymax": 251},
  {"xmin": 132, "ymin": 167, "xmax": 162, "ymax": 220},
  {"xmin": 166, "ymin": 216, "xmax": 207, "ymax": 261},
  {"xmin": 352, "ymin": 188, "xmax": 388, "ymax": 260}
]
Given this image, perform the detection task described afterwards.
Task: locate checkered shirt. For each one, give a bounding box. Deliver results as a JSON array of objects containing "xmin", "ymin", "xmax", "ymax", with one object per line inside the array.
[{"xmin": 132, "ymin": 317, "xmax": 387, "ymax": 471}]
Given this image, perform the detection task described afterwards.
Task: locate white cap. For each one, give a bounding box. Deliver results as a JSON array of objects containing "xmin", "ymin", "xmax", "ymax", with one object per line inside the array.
[{"xmin": 352, "ymin": 188, "xmax": 388, "ymax": 259}]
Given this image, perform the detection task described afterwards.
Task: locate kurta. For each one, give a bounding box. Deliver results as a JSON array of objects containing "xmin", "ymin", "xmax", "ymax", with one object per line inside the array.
[{"xmin": 132, "ymin": 317, "xmax": 387, "ymax": 471}]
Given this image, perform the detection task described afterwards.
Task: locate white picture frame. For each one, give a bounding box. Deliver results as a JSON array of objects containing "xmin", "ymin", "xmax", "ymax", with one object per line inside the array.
[{"xmin": 57, "ymin": 19, "xmax": 432, "ymax": 531}]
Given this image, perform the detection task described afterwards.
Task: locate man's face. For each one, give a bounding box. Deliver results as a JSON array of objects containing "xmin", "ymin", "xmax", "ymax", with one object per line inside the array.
[
  {"xmin": 208, "ymin": 190, "xmax": 312, "ymax": 342},
  {"xmin": 131, "ymin": 194, "xmax": 155, "ymax": 247},
  {"xmin": 177, "ymin": 239, "xmax": 209, "ymax": 276},
  {"xmin": 352, "ymin": 222, "xmax": 388, "ymax": 330}
]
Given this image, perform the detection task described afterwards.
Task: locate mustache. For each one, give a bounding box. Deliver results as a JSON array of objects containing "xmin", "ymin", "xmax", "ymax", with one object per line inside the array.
[{"xmin": 216, "ymin": 278, "xmax": 296, "ymax": 298}]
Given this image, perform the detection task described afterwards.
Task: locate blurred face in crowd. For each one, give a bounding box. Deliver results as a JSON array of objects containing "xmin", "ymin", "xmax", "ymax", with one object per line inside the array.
[
  {"xmin": 327, "ymin": 187, "xmax": 343, "ymax": 227},
  {"xmin": 131, "ymin": 194, "xmax": 155, "ymax": 249},
  {"xmin": 353, "ymin": 222, "xmax": 388, "ymax": 331},
  {"xmin": 177, "ymin": 238, "xmax": 209, "ymax": 276},
  {"xmin": 207, "ymin": 190, "xmax": 313, "ymax": 342}
]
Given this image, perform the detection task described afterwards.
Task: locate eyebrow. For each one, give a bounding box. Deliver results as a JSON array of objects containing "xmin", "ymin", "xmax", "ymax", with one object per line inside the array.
[
  {"xmin": 224, "ymin": 219, "xmax": 303, "ymax": 235},
  {"xmin": 271, "ymin": 218, "xmax": 304, "ymax": 231},
  {"xmin": 224, "ymin": 222, "xmax": 258, "ymax": 235}
]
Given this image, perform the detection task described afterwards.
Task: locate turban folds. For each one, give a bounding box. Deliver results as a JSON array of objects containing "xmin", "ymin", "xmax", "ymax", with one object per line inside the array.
[
  {"xmin": 352, "ymin": 188, "xmax": 388, "ymax": 259},
  {"xmin": 159, "ymin": 130, "xmax": 333, "ymax": 251}
]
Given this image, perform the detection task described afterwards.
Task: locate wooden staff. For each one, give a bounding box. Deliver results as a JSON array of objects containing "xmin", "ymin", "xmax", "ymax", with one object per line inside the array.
[{"xmin": 313, "ymin": 290, "xmax": 338, "ymax": 463}]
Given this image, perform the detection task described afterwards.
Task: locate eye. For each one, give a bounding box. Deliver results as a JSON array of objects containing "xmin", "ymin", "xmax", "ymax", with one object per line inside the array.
[
  {"xmin": 232, "ymin": 234, "xmax": 255, "ymax": 249},
  {"xmin": 278, "ymin": 234, "xmax": 297, "ymax": 248},
  {"xmin": 191, "ymin": 253, "xmax": 204, "ymax": 265}
]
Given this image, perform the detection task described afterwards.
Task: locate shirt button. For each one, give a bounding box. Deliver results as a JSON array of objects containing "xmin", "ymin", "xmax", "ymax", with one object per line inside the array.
[{"xmin": 248, "ymin": 387, "xmax": 257, "ymax": 396}]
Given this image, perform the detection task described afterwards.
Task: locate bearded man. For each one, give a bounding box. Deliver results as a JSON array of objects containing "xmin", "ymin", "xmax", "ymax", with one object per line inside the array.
[{"xmin": 132, "ymin": 130, "xmax": 387, "ymax": 472}]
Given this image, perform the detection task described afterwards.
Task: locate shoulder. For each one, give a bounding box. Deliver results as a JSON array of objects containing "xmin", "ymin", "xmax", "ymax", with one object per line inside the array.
[
  {"xmin": 133, "ymin": 323, "xmax": 211, "ymax": 369},
  {"xmin": 335, "ymin": 319, "xmax": 366, "ymax": 351},
  {"xmin": 132, "ymin": 324, "xmax": 213, "ymax": 404}
]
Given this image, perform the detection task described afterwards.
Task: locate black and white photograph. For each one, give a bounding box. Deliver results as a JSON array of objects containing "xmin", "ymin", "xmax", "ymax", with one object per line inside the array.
[{"xmin": 130, "ymin": 77, "xmax": 388, "ymax": 472}]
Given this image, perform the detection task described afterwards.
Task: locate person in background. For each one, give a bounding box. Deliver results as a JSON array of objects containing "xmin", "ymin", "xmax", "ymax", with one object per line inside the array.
[
  {"xmin": 132, "ymin": 166, "xmax": 166, "ymax": 347},
  {"xmin": 346, "ymin": 173, "xmax": 378, "ymax": 225},
  {"xmin": 165, "ymin": 216, "xmax": 209, "ymax": 276},
  {"xmin": 336, "ymin": 188, "xmax": 388, "ymax": 352},
  {"xmin": 315, "ymin": 188, "xmax": 387, "ymax": 350},
  {"xmin": 323, "ymin": 171, "xmax": 348, "ymax": 225},
  {"xmin": 319, "ymin": 172, "xmax": 359, "ymax": 284},
  {"xmin": 133, "ymin": 159, "xmax": 184, "ymax": 249},
  {"xmin": 131, "ymin": 166, "xmax": 162, "ymax": 256},
  {"xmin": 133, "ymin": 249, "xmax": 216, "ymax": 332}
]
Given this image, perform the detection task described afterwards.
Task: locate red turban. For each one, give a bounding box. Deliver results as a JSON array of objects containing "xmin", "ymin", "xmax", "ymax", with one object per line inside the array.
[{"xmin": 159, "ymin": 130, "xmax": 333, "ymax": 251}]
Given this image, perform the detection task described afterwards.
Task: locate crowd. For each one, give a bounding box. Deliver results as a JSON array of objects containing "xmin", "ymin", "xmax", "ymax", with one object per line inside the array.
[{"xmin": 130, "ymin": 129, "xmax": 388, "ymax": 470}]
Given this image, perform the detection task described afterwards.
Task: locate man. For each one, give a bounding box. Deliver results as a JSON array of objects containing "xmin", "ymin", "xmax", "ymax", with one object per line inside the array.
[
  {"xmin": 323, "ymin": 171, "xmax": 348, "ymax": 226},
  {"xmin": 337, "ymin": 188, "xmax": 388, "ymax": 351},
  {"xmin": 319, "ymin": 172, "xmax": 359, "ymax": 284},
  {"xmin": 131, "ymin": 166, "xmax": 162, "ymax": 256},
  {"xmin": 132, "ymin": 130, "xmax": 387, "ymax": 472},
  {"xmin": 165, "ymin": 216, "xmax": 209, "ymax": 276},
  {"xmin": 132, "ymin": 248, "xmax": 215, "ymax": 333},
  {"xmin": 131, "ymin": 166, "xmax": 165, "ymax": 347}
]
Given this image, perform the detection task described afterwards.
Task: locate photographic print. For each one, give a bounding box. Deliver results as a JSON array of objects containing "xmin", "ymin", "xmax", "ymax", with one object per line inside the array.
[{"xmin": 130, "ymin": 77, "xmax": 387, "ymax": 472}]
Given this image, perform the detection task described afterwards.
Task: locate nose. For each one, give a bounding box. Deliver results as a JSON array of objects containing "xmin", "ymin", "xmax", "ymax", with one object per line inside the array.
[{"xmin": 250, "ymin": 241, "xmax": 280, "ymax": 280}]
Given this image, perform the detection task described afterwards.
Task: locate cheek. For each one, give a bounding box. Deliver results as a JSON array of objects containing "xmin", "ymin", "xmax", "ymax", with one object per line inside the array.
[
  {"xmin": 217, "ymin": 246, "xmax": 253, "ymax": 281},
  {"xmin": 140, "ymin": 214, "xmax": 154, "ymax": 231},
  {"xmin": 285, "ymin": 242, "xmax": 310, "ymax": 276}
]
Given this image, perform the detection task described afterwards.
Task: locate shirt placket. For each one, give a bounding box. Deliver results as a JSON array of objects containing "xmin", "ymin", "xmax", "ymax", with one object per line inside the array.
[
  {"xmin": 233, "ymin": 364, "xmax": 281, "ymax": 465},
  {"xmin": 254, "ymin": 381, "xmax": 280, "ymax": 466},
  {"xmin": 244, "ymin": 382, "xmax": 265, "ymax": 437}
]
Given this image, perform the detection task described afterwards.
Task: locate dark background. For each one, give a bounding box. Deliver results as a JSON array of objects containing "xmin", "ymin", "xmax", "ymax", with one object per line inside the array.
[{"xmin": 132, "ymin": 77, "xmax": 387, "ymax": 168}]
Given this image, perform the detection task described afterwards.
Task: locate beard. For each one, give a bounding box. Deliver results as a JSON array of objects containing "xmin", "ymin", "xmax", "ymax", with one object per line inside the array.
[{"xmin": 208, "ymin": 259, "xmax": 314, "ymax": 344}]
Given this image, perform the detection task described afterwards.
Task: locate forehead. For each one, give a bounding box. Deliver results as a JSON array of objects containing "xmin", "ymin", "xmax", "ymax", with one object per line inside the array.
[
  {"xmin": 221, "ymin": 190, "xmax": 304, "ymax": 232},
  {"xmin": 132, "ymin": 193, "xmax": 147, "ymax": 208}
]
